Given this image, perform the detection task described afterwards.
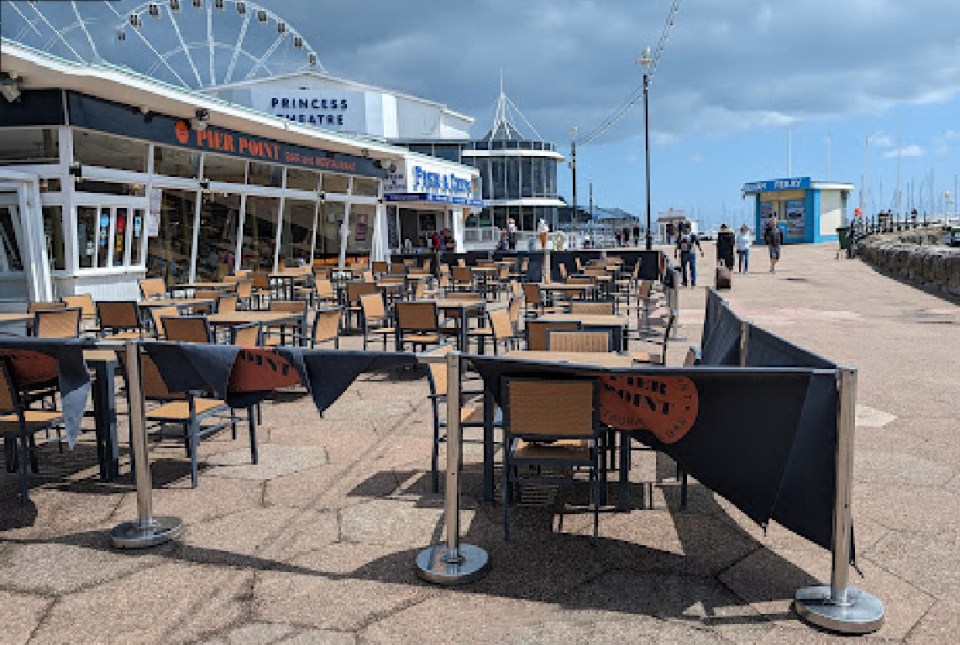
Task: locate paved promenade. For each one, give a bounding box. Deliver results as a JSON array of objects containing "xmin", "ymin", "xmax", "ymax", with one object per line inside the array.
[{"xmin": 1, "ymin": 243, "xmax": 957, "ymax": 643}]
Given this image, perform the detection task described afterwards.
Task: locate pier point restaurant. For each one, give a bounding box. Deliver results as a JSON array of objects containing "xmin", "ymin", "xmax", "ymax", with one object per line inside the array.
[{"xmin": 0, "ymin": 43, "xmax": 480, "ymax": 304}]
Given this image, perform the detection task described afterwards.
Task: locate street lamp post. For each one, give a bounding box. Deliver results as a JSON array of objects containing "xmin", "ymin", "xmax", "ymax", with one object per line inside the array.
[
  {"xmin": 638, "ymin": 47, "xmax": 653, "ymax": 250},
  {"xmin": 570, "ymin": 126, "xmax": 578, "ymax": 238}
]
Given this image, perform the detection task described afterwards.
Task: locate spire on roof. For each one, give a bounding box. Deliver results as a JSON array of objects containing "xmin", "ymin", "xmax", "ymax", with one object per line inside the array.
[{"xmin": 483, "ymin": 72, "xmax": 544, "ymax": 142}]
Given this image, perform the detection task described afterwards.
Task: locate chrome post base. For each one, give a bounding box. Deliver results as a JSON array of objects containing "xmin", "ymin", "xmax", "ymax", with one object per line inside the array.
[
  {"xmin": 415, "ymin": 544, "xmax": 490, "ymax": 585},
  {"xmin": 110, "ymin": 516, "xmax": 184, "ymax": 549},
  {"xmin": 793, "ymin": 585, "xmax": 884, "ymax": 634}
]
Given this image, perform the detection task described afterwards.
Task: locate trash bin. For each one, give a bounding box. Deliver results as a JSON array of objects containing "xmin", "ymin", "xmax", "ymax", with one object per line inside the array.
[{"xmin": 836, "ymin": 226, "xmax": 851, "ymax": 251}]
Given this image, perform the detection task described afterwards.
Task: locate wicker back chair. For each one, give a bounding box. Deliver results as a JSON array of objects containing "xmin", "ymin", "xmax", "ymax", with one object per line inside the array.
[
  {"xmin": 501, "ymin": 377, "xmax": 601, "ymax": 541},
  {"xmin": 138, "ymin": 278, "xmax": 167, "ymax": 300},
  {"xmin": 149, "ymin": 306, "xmax": 180, "ymax": 338},
  {"xmin": 32, "ymin": 307, "xmax": 81, "ymax": 338},
  {"xmin": 525, "ymin": 320, "xmax": 581, "ymax": 351},
  {"xmin": 97, "ymin": 301, "xmax": 142, "ymax": 339},
  {"xmin": 62, "ymin": 294, "xmax": 96, "ymax": 320},
  {"xmin": 216, "ymin": 293, "xmax": 238, "ymax": 314},
  {"xmin": 569, "ymin": 301, "xmax": 615, "ymax": 315},
  {"xmin": 359, "ymin": 293, "xmax": 393, "ymax": 350},
  {"xmin": 311, "ymin": 309, "xmax": 341, "ymax": 349},
  {"xmin": 395, "ymin": 301, "xmax": 440, "ymax": 351},
  {"xmin": 161, "ymin": 315, "xmax": 213, "ymax": 343},
  {"xmin": 546, "ymin": 330, "xmax": 614, "ymax": 353},
  {"xmin": 230, "ymin": 322, "xmax": 261, "ymax": 346}
]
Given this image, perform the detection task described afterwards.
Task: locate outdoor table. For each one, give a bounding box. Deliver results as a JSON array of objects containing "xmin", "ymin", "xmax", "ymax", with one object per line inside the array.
[
  {"xmin": 429, "ymin": 299, "xmax": 486, "ymax": 351},
  {"xmin": 207, "ymin": 311, "xmax": 305, "ymax": 344},
  {"xmin": 83, "ymin": 349, "xmax": 122, "ymax": 481},
  {"xmin": 475, "ymin": 350, "xmax": 634, "ymax": 501},
  {"xmin": 470, "ymin": 266, "xmax": 498, "ymax": 300},
  {"xmin": 538, "ymin": 313, "xmax": 629, "ymax": 350}
]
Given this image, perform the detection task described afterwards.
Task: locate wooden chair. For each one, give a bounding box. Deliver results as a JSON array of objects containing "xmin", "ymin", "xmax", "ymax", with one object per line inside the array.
[
  {"xmin": 631, "ymin": 311, "xmax": 674, "ymax": 366},
  {"xmin": 525, "ymin": 320, "xmax": 581, "ymax": 351},
  {"xmin": 345, "ymin": 281, "xmax": 379, "ymax": 330},
  {"xmin": 264, "ymin": 300, "xmax": 309, "ymax": 347},
  {"xmin": 451, "ymin": 266, "xmax": 473, "ymax": 291},
  {"xmin": 148, "ymin": 306, "xmax": 179, "ymax": 339},
  {"xmin": 310, "ymin": 308, "xmax": 341, "ymax": 349},
  {"xmin": 216, "ymin": 293, "xmax": 238, "ymax": 314},
  {"xmin": 501, "ymin": 378, "xmax": 601, "ymax": 541},
  {"xmin": 234, "ymin": 280, "xmax": 254, "ymax": 310},
  {"xmin": 469, "ymin": 307, "xmax": 516, "ymax": 355},
  {"xmin": 62, "ymin": 294, "xmax": 99, "ymax": 333},
  {"xmin": 314, "ymin": 279, "xmax": 337, "ymax": 306},
  {"xmin": 230, "ymin": 322, "xmax": 261, "ymax": 346},
  {"xmin": 139, "ymin": 353, "xmax": 254, "ymax": 489},
  {"xmin": 161, "ymin": 315, "xmax": 213, "ymax": 343},
  {"xmin": 24, "ymin": 302, "xmax": 65, "ymax": 336},
  {"xmin": 568, "ymin": 301, "xmax": 615, "ymax": 315},
  {"xmin": 546, "ymin": 330, "xmax": 614, "ymax": 353},
  {"xmin": 359, "ymin": 293, "xmax": 394, "ymax": 351},
  {"xmin": 521, "ymin": 283, "xmax": 561, "ymax": 318},
  {"xmin": 372, "ymin": 260, "xmax": 389, "ymax": 275},
  {"xmin": 193, "ymin": 289, "xmax": 221, "ymax": 315},
  {"xmin": 97, "ymin": 301, "xmax": 143, "ymax": 340},
  {"xmin": 138, "ymin": 277, "xmax": 167, "ymax": 300},
  {"xmin": 0, "ymin": 358, "xmax": 63, "ymax": 505},
  {"xmin": 248, "ymin": 271, "xmax": 271, "ymax": 307},
  {"xmin": 32, "ymin": 307, "xmax": 81, "ymax": 338},
  {"xmin": 395, "ymin": 301, "xmax": 440, "ymax": 351}
]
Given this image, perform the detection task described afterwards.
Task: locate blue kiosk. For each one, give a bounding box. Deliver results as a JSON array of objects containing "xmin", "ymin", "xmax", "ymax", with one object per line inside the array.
[{"xmin": 742, "ymin": 177, "xmax": 854, "ymax": 244}]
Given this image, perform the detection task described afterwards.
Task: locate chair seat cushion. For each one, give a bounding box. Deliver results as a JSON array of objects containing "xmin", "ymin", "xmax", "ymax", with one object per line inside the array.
[
  {"xmin": 513, "ymin": 438, "xmax": 591, "ymax": 461},
  {"xmin": 147, "ymin": 398, "xmax": 226, "ymax": 421}
]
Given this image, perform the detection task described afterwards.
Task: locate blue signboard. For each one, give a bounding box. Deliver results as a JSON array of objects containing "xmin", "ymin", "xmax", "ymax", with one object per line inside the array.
[
  {"xmin": 742, "ymin": 177, "xmax": 811, "ymax": 194},
  {"xmin": 384, "ymin": 192, "xmax": 484, "ymax": 207}
]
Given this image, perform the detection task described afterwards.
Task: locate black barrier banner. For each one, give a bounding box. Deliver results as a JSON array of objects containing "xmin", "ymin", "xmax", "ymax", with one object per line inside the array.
[
  {"xmin": 471, "ymin": 356, "xmax": 841, "ymax": 552},
  {"xmin": 700, "ymin": 295, "xmax": 742, "ymax": 366},
  {"xmin": 0, "ymin": 339, "xmax": 92, "ymax": 447},
  {"xmin": 142, "ymin": 344, "xmax": 418, "ymax": 411}
]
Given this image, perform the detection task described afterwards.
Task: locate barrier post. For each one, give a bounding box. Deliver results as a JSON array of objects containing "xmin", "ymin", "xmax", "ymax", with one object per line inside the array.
[
  {"xmin": 739, "ymin": 320, "xmax": 749, "ymax": 367},
  {"xmin": 416, "ymin": 351, "xmax": 490, "ymax": 584},
  {"xmin": 542, "ymin": 248, "xmax": 551, "ymax": 283},
  {"xmin": 110, "ymin": 340, "xmax": 184, "ymax": 548},
  {"xmin": 668, "ymin": 266, "xmax": 686, "ymax": 341},
  {"xmin": 793, "ymin": 367, "xmax": 884, "ymax": 633}
]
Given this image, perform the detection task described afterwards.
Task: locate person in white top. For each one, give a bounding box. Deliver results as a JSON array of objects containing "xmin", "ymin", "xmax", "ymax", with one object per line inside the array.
[
  {"xmin": 537, "ymin": 218, "xmax": 550, "ymax": 250},
  {"xmin": 736, "ymin": 224, "xmax": 752, "ymax": 273}
]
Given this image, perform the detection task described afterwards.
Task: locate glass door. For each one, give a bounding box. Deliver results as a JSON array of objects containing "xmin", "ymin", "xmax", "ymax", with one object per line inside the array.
[{"xmin": 0, "ymin": 191, "xmax": 25, "ymax": 273}]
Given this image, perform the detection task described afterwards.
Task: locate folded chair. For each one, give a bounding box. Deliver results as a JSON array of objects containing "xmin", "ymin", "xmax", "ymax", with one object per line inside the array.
[{"xmin": 501, "ymin": 378, "xmax": 602, "ymax": 542}]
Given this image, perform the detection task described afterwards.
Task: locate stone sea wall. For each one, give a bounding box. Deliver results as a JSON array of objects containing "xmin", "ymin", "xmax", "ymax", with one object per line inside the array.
[{"xmin": 858, "ymin": 232, "xmax": 960, "ymax": 297}]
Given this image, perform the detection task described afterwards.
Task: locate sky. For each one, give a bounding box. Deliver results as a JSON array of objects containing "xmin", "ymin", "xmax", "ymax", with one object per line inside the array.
[{"xmin": 4, "ymin": 0, "xmax": 960, "ymax": 231}]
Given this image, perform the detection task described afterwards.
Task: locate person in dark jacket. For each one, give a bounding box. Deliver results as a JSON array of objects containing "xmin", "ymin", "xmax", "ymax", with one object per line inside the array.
[
  {"xmin": 764, "ymin": 218, "xmax": 784, "ymax": 272},
  {"xmin": 716, "ymin": 223, "xmax": 736, "ymax": 270}
]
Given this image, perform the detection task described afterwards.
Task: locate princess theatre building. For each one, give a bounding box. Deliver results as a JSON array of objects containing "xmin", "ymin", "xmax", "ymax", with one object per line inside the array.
[{"xmin": 0, "ymin": 41, "xmax": 481, "ymax": 304}]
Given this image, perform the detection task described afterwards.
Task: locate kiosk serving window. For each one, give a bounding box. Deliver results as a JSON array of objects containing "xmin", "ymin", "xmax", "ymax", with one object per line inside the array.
[
  {"xmin": 73, "ymin": 130, "xmax": 148, "ymax": 173},
  {"xmin": 0, "ymin": 128, "xmax": 59, "ymax": 164}
]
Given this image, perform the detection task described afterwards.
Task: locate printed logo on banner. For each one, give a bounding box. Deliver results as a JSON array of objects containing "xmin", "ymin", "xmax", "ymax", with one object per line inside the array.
[
  {"xmin": 228, "ymin": 349, "xmax": 302, "ymax": 393},
  {"xmin": 175, "ymin": 120, "xmax": 190, "ymax": 144},
  {"xmin": 599, "ymin": 374, "xmax": 698, "ymax": 443}
]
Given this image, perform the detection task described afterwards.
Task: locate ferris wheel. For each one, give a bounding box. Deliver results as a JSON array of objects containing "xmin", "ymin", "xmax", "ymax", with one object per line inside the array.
[{"xmin": 0, "ymin": 0, "xmax": 321, "ymax": 90}]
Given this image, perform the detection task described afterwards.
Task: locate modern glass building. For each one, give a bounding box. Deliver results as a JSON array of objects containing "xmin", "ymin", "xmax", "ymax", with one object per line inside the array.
[{"xmin": 396, "ymin": 88, "xmax": 565, "ymax": 249}]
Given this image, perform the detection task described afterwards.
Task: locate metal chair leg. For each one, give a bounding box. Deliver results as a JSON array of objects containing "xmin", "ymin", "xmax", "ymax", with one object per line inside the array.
[{"xmin": 247, "ymin": 406, "xmax": 258, "ymax": 465}]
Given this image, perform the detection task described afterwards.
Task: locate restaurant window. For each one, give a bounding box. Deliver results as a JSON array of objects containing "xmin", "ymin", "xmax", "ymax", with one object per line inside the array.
[
  {"xmin": 203, "ymin": 153, "xmax": 247, "ymax": 184},
  {"xmin": 318, "ymin": 201, "xmax": 345, "ymax": 256},
  {"xmin": 42, "ymin": 206, "xmax": 66, "ymax": 271},
  {"xmin": 506, "ymin": 157, "xmax": 520, "ymax": 200},
  {"xmin": 279, "ymin": 199, "xmax": 317, "ymax": 266},
  {"xmin": 73, "ymin": 130, "xmax": 148, "ymax": 173},
  {"xmin": 322, "ymin": 173, "xmax": 349, "ymax": 194},
  {"xmin": 195, "ymin": 192, "xmax": 241, "ymax": 280},
  {"xmin": 352, "ymin": 177, "xmax": 378, "ymax": 197},
  {"xmin": 130, "ymin": 208, "xmax": 145, "ymax": 267},
  {"xmin": 248, "ymin": 161, "xmax": 282, "ymax": 188},
  {"xmin": 112, "ymin": 208, "xmax": 129, "ymax": 267},
  {"xmin": 146, "ymin": 189, "xmax": 196, "ymax": 285},
  {"xmin": 521, "ymin": 157, "xmax": 533, "ymax": 198},
  {"xmin": 77, "ymin": 206, "xmax": 96, "ymax": 269},
  {"xmin": 0, "ymin": 127, "xmax": 59, "ymax": 164},
  {"xmin": 39, "ymin": 178, "xmax": 62, "ymax": 193},
  {"xmin": 347, "ymin": 203, "xmax": 374, "ymax": 254},
  {"xmin": 154, "ymin": 145, "xmax": 201, "ymax": 179},
  {"xmin": 95, "ymin": 207, "xmax": 111, "ymax": 268},
  {"xmin": 492, "ymin": 207, "xmax": 507, "ymax": 230},
  {"xmin": 241, "ymin": 196, "xmax": 279, "ymax": 270},
  {"xmin": 286, "ymin": 167, "xmax": 320, "ymax": 192},
  {"xmin": 0, "ymin": 203, "xmax": 23, "ymax": 271}
]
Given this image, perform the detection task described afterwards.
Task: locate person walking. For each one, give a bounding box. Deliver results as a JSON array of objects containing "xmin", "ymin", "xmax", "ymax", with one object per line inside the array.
[
  {"xmin": 674, "ymin": 223, "xmax": 704, "ymax": 286},
  {"xmin": 736, "ymin": 224, "xmax": 752, "ymax": 272},
  {"xmin": 507, "ymin": 217, "xmax": 517, "ymax": 250},
  {"xmin": 764, "ymin": 218, "xmax": 783, "ymax": 272},
  {"xmin": 716, "ymin": 223, "xmax": 735, "ymax": 270},
  {"xmin": 632, "ymin": 224, "xmax": 641, "ymax": 246}
]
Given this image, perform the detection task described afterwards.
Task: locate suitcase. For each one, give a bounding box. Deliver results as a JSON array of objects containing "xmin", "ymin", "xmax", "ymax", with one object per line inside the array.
[{"xmin": 715, "ymin": 263, "xmax": 732, "ymax": 289}]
